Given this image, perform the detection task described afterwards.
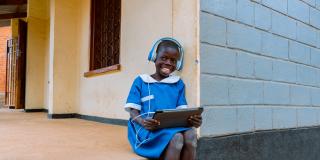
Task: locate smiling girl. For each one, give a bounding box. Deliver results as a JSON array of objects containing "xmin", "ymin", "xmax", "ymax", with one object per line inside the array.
[{"xmin": 125, "ymin": 38, "xmax": 202, "ymax": 160}]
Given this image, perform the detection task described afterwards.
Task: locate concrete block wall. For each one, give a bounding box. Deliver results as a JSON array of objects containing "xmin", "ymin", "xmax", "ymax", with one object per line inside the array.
[{"xmin": 200, "ymin": 0, "xmax": 320, "ymax": 137}]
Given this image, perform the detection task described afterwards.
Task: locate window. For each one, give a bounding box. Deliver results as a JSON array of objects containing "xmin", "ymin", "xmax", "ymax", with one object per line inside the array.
[{"xmin": 85, "ymin": 0, "xmax": 121, "ymax": 77}]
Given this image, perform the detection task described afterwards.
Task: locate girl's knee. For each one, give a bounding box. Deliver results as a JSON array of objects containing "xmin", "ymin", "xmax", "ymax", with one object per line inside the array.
[
  {"xmin": 170, "ymin": 133, "xmax": 184, "ymax": 150},
  {"xmin": 184, "ymin": 129, "xmax": 197, "ymax": 148}
]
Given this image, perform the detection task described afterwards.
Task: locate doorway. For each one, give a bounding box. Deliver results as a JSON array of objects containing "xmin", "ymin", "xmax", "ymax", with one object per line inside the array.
[
  {"xmin": 0, "ymin": 21, "xmax": 11, "ymax": 109},
  {"xmin": 5, "ymin": 20, "xmax": 27, "ymax": 109}
]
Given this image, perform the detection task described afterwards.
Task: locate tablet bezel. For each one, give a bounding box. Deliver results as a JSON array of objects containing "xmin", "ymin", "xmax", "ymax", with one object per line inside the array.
[{"xmin": 152, "ymin": 107, "xmax": 203, "ymax": 129}]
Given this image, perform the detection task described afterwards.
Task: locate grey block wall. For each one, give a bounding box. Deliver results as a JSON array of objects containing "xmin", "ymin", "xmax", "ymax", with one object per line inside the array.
[{"xmin": 200, "ymin": 0, "xmax": 320, "ymax": 137}]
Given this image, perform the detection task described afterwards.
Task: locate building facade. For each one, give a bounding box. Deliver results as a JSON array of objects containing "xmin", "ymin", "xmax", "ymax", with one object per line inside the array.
[{"xmin": 6, "ymin": 0, "xmax": 320, "ymax": 159}]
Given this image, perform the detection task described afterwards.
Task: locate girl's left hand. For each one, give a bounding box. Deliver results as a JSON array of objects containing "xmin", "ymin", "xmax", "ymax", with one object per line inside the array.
[{"xmin": 188, "ymin": 114, "xmax": 202, "ymax": 128}]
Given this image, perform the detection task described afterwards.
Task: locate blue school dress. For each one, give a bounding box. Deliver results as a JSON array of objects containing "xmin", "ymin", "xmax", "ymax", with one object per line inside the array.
[{"xmin": 125, "ymin": 74, "xmax": 190, "ymax": 159}]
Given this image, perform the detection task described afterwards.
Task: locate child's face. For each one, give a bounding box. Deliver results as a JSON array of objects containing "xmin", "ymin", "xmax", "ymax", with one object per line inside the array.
[{"xmin": 155, "ymin": 47, "xmax": 180, "ymax": 77}]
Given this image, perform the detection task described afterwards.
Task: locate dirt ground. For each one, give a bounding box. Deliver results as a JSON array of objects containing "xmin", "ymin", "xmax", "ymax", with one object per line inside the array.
[{"xmin": 0, "ymin": 109, "xmax": 144, "ymax": 160}]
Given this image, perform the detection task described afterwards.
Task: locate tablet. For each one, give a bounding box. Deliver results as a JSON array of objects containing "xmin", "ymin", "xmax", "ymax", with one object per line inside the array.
[{"xmin": 152, "ymin": 107, "xmax": 203, "ymax": 129}]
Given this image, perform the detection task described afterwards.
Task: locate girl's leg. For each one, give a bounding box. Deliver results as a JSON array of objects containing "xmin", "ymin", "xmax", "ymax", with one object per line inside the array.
[
  {"xmin": 181, "ymin": 128, "xmax": 197, "ymax": 160},
  {"xmin": 162, "ymin": 133, "xmax": 184, "ymax": 160}
]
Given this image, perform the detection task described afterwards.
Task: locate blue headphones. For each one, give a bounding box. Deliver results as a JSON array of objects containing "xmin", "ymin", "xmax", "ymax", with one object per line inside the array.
[{"xmin": 148, "ymin": 37, "xmax": 184, "ymax": 71}]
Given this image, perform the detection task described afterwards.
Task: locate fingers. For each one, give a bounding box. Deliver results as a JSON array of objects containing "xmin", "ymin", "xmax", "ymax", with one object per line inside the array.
[
  {"xmin": 192, "ymin": 114, "xmax": 202, "ymax": 120},
  {"xmin": 188, "ymin": 119, "xmax": 201, "ymax": 128},
  {"xmin": 143, "ymin": 119, "xmax": 160, "ymax": 131},
  {"xmin": 188, "ymin": 114, "xmax": 203, "ymax": 128},
  {"xmin": 189, "ymin": 115, "xmax": 202, "ymax": 122},
  {"xmin": 144, "ymin": 119, "xmax": 160, "ymax": 125}
]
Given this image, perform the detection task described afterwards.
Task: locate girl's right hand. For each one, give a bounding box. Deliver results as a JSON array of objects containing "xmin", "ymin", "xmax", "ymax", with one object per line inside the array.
[{"xmin": 142, "ymin": 118, "xmax": 160, "ymax": 131}]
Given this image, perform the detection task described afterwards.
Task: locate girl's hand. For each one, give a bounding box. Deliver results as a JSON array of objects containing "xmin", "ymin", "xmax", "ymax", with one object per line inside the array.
[
  {"xmin": 188, "ymin": 114, "xmax": 202, "ymax": 128},
  {"xmin": 142, "ymin": 118, "xmax": 160, "ymax": 131}
]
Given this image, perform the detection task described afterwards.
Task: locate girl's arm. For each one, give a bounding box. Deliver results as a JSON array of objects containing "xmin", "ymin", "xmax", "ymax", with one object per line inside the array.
[
  {"xmin": 129, "ymin": 108, "xmax": 160, "ymax": 130},
  {"xmin": 129, "ymin": 108, "xmax": 144, "ymax": 125}
]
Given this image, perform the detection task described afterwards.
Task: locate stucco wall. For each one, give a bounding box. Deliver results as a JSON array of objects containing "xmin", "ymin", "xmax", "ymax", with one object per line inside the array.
[
  {"xmin": 75, "ymin": 0, "xmax": 199, "ymax": 119},
  {"xmin": 200, "ymin": 0, "xmax": 320, "ymax": 137},
  {"xmin": 173, "ymin": 0, "xmax": 200, "ymax": 109},
  {"xmin": 46, "ymin": 0, "xmax": 80, "ymax": 114},
  {"xmin": 40, "ymin": 0, "xmax": 198, "ymax": 117},
  {"xmin": 25, "ymin": 0, "xmax": 50, "ymax": 109}
]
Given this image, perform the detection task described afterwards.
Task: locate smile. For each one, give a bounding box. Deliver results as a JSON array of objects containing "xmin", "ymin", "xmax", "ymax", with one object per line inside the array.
[{"xmin": 161, "ymin": 67, "xmax": 172, "ymax": 75}]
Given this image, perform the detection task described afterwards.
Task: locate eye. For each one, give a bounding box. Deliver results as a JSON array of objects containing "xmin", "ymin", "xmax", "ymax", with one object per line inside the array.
[{"xmin": 161, "ymin": 57, "xmax": 167, "ymax": 61}]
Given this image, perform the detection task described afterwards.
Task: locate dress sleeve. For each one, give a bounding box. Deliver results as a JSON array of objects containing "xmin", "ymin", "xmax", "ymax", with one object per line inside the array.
[
  {"xmin": 124, "ymin": 77, "xmax": 142, "ymax": 112},
  {"xmin": 176, "ymin": 80, "xmax": 188, "ymax": 109}
]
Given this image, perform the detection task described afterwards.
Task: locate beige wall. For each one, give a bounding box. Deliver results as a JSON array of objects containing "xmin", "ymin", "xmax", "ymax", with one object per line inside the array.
[
  {"xmin": 173, "ymin": 0, "xmax": 200, "ymax": 108},
  {"xmin": 25, "ymin": 0, "xmax": 50, "ymax": 109},
  {"xmin": 77, "ymin": 0, "xmax": 171, "ymax": 118},
  {"xmin": 26, "ymin": 0, "xmax": 199, "ymax": 118},
  {"xmin": 76, "ymin": 0, "xmax": 199, "ymax": 119},
  {"xmin": 47, "ymin": 0, "xmax": 80, "ymax": 114}
]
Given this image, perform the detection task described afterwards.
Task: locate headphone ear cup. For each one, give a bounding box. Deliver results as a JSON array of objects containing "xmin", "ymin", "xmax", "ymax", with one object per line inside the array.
[
  {"xmin": 176, "ymin": 47, "xmax": 184, "ymax": 71},
  {"xmin": 148, "ymin": 48, "xmax": 155, "ymax": 62},
  {"xmin": 176, "ymin": 59, "xmax": 183, "ymax": 71},
  {"xmin": 176, "ymin": 61, "xmax": 181, "ymax": 71},
  {"xmin": 148, "ymin": 39, "xmax": 163, "ymax": 62},
  {"xmin": 151, "ymin": 50, "xmax": 157, "ymax": 62}
]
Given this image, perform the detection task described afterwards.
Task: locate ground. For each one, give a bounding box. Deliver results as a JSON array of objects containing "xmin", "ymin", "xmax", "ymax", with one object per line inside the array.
[{"xmin": 0, "ymin": 109, "xmax": 144, "ymax": 160}]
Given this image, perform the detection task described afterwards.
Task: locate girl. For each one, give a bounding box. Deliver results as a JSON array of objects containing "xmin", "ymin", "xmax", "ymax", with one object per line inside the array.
[{"xmin": 125, "ymin": 38, "xmax": 202, "ymax": 160}]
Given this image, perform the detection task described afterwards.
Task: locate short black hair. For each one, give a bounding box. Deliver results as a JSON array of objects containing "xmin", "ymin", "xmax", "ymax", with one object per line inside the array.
[{"xmin": 156, "ymin": 40, "xmax": 180, "ymax": 54}]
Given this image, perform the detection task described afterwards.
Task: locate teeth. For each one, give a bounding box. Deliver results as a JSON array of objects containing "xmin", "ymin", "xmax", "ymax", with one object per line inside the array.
[{"xmin": 161, "ymin": 68, "xmax": 171, "ymax": 74}]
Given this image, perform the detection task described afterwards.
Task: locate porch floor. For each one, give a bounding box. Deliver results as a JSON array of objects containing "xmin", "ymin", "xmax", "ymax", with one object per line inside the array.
[{"xmin": 0, "ymin": 109, "xmax": 144, "ymax": 160}]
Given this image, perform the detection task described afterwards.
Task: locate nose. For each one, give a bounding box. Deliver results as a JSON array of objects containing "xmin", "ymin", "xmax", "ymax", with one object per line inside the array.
[{"xmin": 164, "ymin": 59, "xmax": 174, "ymax": 66}]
